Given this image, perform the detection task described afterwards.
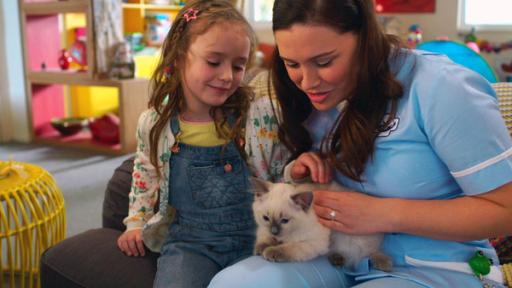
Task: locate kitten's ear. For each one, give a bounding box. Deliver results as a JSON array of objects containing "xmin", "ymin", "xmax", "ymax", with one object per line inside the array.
[
  {"xmin": 291, "ymin": 191, "xmax": 313, "ymax": 212},
  {"xmin": 250, "ymin": 177, "xmax": 270, "ymax": 198}
]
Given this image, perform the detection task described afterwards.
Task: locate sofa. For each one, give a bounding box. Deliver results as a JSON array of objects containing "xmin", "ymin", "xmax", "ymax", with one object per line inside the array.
[
  {"xmin": 41, "ymin": 83, "xmax": 512, "ymax": 288},
  {"xmin": 40, "ymin": 157, "xmax": 158, "ymax": 288}
]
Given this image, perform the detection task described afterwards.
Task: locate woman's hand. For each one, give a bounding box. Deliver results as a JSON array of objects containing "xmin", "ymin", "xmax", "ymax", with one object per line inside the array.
[
  {"xmin": 117, "ymin": 228, "xmax": 146, "ymax": 257},
  {"xmin": 291, "ymin": 152, "xmax": 332, "ymax": 184},
  {"xmin": 312, "ymin": 190, "xmax": 394, "ymax": 235}
]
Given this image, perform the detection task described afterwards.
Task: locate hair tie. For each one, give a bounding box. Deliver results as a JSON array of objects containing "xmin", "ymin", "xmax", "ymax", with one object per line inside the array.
[
  {"xmin": 183, "ymin": 8, "xmax": 199, "ymax": 22},
  {"xmin": 164, "ymin": 66, "xmax": 172, "ymax": 79}
]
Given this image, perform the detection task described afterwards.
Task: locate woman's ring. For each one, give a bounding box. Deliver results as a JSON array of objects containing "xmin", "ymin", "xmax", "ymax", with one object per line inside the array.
[{"xmin": 329, "ymin": 210, "xmax": 336, "ymax": 220}]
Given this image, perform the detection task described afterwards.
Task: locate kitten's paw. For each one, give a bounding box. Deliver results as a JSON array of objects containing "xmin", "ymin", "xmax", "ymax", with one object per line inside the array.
[
  {"xmin": 254, "ymin": 242, "xmax": 273, "ymax": 255},
  {"xmin": 262, "ymin": 247, "xmax": 290, "ymax": 262},
  {"xmin": 370, "ymin": 252, "xmax": 393, "ymax": 272},
  {"xmin": 328, "ymin": 253, "xmax": 345, "ymax": 267}
]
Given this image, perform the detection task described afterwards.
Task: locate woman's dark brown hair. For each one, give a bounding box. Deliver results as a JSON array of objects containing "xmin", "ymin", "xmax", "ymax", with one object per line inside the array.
[
  {"xmin": 148, "ymin": 0, "xmax": 256, "ymax": 177},
  {"xmin": 271, "ymin": 0, "xmax": 404, "ymax": 181}
]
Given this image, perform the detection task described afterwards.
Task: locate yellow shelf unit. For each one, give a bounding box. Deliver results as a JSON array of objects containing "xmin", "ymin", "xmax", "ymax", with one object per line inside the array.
[{"xmin": 122, "ymin": 1, "xmax": 182, "ymax": 35}]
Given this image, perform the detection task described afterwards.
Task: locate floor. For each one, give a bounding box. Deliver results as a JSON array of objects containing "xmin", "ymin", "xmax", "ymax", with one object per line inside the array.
[{"xmin": 0, "ymin": 142, "xmax": 132, "ymax": 237}]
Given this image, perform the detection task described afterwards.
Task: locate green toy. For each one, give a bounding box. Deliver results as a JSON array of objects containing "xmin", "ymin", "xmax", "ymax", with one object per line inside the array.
[{"xmin": 469, "ymin": 250, "xmax": 492, "ymax": 279}]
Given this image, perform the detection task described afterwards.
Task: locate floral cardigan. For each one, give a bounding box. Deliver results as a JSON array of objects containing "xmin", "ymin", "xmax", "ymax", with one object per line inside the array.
[{"xmin": 123, "ymin": 72, "xmax": 290, "ymax": 252}]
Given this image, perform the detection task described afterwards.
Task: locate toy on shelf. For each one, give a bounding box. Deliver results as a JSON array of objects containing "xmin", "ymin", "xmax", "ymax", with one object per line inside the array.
[
  {"xmin": 463, "ymin": 27, "xmax": 478, "ymax": 44},
  {"xmin": 126, "ymin": 32, "xmax": 145, "ymax": 52},
  {"xmin": 480, "ymin": 40, "xmax": 512, "ymax": 54},
  {"xmin": 466, "ymin": 42, "xmax": 480, "ymax": 54},
  {"xmin": 462, "ymin": 28, "xmax": 481, "ymax": 53},
  {"xmin": 58, "ymin": 49, "xmax": 73, "ymax": 70},
  {"xmin": 502, "ymin": 61, "xmax": 512, "ymax": 73},
  {"xmin": 109, "ymin": 41, "xmax": 135, "ymax": 79},
  {"xmin": 407, "ymin": 24, "xmax": 422, "ymax": 48},
  {"xmin": 144, "ymin": 13, "xmax": 172, "ymax": 47},
  {"xmin": 463, "ymin": 28, "xmax": 512, "ymax": 54},
  {"xmin": 89, "ymin": 113, "xmax": 120, "ymax": 144},
  {"xmin": 69, "ymin": 27, "xmax": 87, "ymax": 71}
]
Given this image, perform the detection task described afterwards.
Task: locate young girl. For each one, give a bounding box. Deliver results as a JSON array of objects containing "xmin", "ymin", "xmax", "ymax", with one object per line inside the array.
[{"xmin": 117, "ymin": 1, "xmax": 258, "ymax": 287}]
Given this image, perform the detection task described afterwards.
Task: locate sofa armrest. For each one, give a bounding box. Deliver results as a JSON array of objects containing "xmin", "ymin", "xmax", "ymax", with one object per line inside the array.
[{"xmin": 102, "ymin": 157, "xmax": 134, "ymax": 231}]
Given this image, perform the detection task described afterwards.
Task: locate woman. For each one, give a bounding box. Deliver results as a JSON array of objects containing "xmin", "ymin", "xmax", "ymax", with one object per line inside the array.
[{"xmin": 209, "ymin": 0, "xmax": 512, "ymax": 287}]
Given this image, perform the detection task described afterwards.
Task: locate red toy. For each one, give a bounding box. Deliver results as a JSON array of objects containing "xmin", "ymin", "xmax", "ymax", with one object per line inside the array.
[
  {"xmin": 89, "ymin": 113, "xmax": 120, "ymax": 144},
  {"xmin": 58, "ymin": 49, "xmax": 73, "ymax": 70}
]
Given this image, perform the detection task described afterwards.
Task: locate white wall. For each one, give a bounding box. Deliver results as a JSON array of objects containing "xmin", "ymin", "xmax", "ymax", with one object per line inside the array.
[
  {"xmin": 0, "ymin": 0, "xmax": 30, "ymax": 143},
  {"xmin": 0, "ymin": 1, "xmax": 11, "ymax": 142}
]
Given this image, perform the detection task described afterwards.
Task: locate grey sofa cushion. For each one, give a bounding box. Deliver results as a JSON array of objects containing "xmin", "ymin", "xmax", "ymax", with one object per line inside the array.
[{"xmin": 40, "ymin": 228, "xmax": 158, "ymax": 288}]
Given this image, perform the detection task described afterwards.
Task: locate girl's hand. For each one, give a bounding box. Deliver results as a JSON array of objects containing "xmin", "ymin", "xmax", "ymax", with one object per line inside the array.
[
  {"xmin": 313, "ymin": 190, "xmax": 394, "ymax": 234},
  {"xmin": 291, "ymin": 152, "xmax": 332, "ymax": 184},
  {"xmin": 117, "ymin": 228, "xmax": 145, "ymax": 257}
]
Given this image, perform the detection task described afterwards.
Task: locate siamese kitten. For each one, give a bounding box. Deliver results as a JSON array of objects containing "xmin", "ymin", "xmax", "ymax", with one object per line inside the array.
[{"xmin": 251, "ymin": 179, "xmax": 392, "ymax": 271}]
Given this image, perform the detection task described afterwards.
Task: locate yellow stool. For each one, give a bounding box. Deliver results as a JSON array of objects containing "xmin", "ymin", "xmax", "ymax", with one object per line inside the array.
[
  {"xmin": 0, "ymin": 161, "xmax": 66, "ymax": 288},
  {"xmin": 504, "ymin": 263, "xmax": 512, "ymax": 287}
]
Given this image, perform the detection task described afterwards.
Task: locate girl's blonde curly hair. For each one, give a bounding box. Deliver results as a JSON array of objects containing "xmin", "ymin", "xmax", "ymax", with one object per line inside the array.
[{"xmin": 147, "ymin": 0, "xmax": 256, "ymax": 176}]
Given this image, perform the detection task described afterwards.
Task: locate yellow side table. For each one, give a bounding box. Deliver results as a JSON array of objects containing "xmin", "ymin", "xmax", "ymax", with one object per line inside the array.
[{"xmin": 0, "ymin": 161, "xmax": 66, "ymax": 288}]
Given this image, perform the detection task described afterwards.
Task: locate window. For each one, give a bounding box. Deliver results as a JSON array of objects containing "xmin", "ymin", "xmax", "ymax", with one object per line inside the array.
[
  {"xmin": 247, "ymin": 0, "xmax": 274, "ymax": 23},
  {"xmin": 459, "ymin": 0, "xmax": 512, "ymax": 30}
]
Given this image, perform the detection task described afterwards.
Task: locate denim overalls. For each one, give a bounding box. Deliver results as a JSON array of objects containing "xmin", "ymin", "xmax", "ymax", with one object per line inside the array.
[{"xmin": 153, "ymin": 116, "xmax": 255, "ymax": 288}]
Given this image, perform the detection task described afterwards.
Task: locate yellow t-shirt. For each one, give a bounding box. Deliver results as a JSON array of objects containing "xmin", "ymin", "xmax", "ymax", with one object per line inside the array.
[{"xmin": 178, "ymin": 118, "xmax": 228, "ymax": 147}]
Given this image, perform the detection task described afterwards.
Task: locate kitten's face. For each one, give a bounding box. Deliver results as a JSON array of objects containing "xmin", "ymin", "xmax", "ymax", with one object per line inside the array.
[{"xmin": 252, "ymin": 180, "xmax": 313, "ymax": 240}]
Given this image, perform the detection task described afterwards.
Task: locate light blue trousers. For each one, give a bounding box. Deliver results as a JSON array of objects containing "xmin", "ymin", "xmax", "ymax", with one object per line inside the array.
[{"xmin": 208, "ymin": 256, "xmax": 502, "ymax": 288}]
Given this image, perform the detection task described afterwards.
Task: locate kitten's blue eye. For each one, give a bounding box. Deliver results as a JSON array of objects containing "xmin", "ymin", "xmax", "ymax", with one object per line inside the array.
[
  {"xmin": 263, "ymin": 215, "xmax": 270, "ymax": 222},
  {"xmin": 280, "ymin": 218, "xmax": 289, "ymax": 224}
]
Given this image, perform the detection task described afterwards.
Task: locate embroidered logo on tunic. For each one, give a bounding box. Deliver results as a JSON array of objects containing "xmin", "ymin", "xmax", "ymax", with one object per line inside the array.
[{"xmin": 377, "ymin": 114, "xmax": 400, "ymax": 137}]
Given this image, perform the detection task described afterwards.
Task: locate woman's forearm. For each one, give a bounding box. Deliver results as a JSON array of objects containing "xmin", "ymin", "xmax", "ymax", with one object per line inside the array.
[{"xmin": 389, "ymin": 182, "xmax": 512, "ymax": 241}]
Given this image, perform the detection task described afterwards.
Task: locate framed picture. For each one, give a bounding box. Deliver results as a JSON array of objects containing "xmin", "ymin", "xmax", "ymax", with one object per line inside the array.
[{"xmin": 375, "ymin": 0, "xmax": 435, "ymax": 13}]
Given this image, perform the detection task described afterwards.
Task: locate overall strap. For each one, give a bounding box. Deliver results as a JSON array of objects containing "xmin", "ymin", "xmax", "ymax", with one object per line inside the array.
[{"xmin": 170, "ymin": 114, "xmax": 180, "ymax": 136}]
